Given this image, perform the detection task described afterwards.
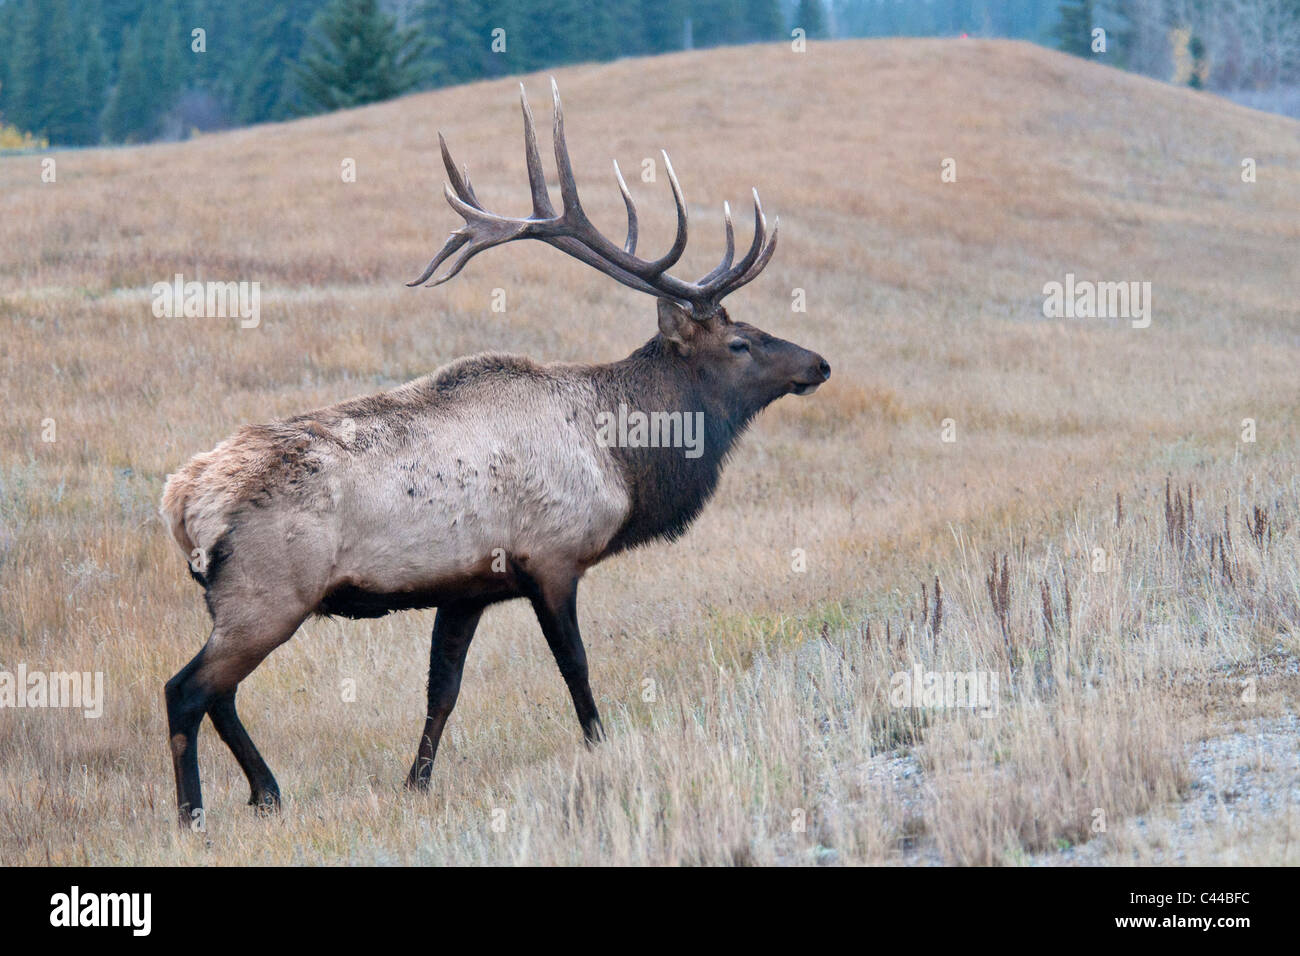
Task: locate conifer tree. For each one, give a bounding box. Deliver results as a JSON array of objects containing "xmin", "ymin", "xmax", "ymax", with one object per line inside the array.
[
  {"xmin": 103, "ymin": 24, "xmax": 153, "ymax": 141},
  {"xmin": 292, "ymin": 0, "xmax": 427, "ymax": 113},
  {"xmin": 42, "ymin": 0, "xmax": 97, "ymax": 144},
  {"xmin": 416, "ymin": 0, "xmax": 489, "ymax": 85},
  {"xmin": 795, "ymin": 0, "xmax": 828, "ymax": 39},
  {"xmin": 744, "ymin": 0, "xmax": 784, "ymax": 41},
  {"xmin": 1054, "ymin": 0, "xmax": 1095, "ymax": 58},
  {"xmin": 5, "ymin": 0, "xmax": 50, "ymax": 136}
]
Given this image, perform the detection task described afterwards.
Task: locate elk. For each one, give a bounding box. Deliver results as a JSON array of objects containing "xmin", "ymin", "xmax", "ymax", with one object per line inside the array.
[{"xmin": 160, "ymin": 81, "xmax": 830, "ymax": 827}]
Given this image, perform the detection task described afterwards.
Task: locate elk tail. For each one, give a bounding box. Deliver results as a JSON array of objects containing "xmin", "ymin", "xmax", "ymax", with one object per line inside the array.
[{"xmin": 161, "ymin": 473, "xmax": 196, "ymax": 557}]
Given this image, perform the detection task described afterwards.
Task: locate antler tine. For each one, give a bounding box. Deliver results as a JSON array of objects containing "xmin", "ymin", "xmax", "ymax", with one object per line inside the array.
[
  {"xmin": 410, "ymin": 116, "xmax": 559, "ymax": 287},
  {"xmin": 652, "ymin": 151, "xmax": 689, "ymax": 276},
  {"xmin": 547, "ymin": 79, "xmax": 689, "ymax": 283},
  {"xmin": 418, "ymin": 187, "xmax": 529, "ymax": 286},
  {"xmin": 407, "ymin": 228, "xmax": 471, "ymax": 287},
  {"xmin": 612, "ymin": 160, "xmax": 638, "ymax": 255},
  {"xmin": 461, "ymin": 164, "xmax": 480, "ymax": 208},
  {"xmin": 519, "ymin": 84, "xmax": 555, "ymax": 218},
  {"xmin": 699, "ymin": 201, "xmax": 735, "ymax": 284},
  {"xmin": 407, "ymin": 132, "xmax": 479, "ymax": 286},
  {"xmin": 550, "ymin": 77, "xmax": 583, "ymax": 220},
  {"xmin": 702, "ymin": 188, "xmax": 766, "ymax": 300},
  {"xmin": 432, "ymin": 182, "xmax": 555, "ymax": 285},
  {"xmin": 720, "ymin": 217, "xmax": 778, "ymax": 298},
  {"xmin": 734, "ymin": 189, "xmax": 768, "ymax": 276},
  {"xmin": 439, "ymin": 132, "xmax": 476, "ymax": 207}
]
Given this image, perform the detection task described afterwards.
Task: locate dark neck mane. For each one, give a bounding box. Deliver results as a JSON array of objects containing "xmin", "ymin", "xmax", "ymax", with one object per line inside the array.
[{"xmin": 593, "ymin": 336, "xmax": 756, "ymax": 554}]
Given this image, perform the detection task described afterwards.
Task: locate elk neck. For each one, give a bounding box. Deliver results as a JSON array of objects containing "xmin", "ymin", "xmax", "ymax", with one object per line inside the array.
[{"xmin": 593, "ymin": 334, "xmax": 760, "ymax": 554}]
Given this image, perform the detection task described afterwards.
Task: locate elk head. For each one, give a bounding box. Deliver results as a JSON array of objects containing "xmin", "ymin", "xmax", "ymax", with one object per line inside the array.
[{"xmin": 409, "ymin": 79, "xmax": 831, "ymax": 422}]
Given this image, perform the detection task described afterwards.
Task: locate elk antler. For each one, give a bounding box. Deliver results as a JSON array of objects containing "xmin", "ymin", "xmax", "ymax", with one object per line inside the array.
[{"xmin": 408, "ymin": 79, "xmax": 778, "ymax": 316}]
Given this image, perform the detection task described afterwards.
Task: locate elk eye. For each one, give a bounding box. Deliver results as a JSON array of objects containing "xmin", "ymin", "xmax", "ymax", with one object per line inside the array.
[{"xmin": 728, "ymin": 339, "xmax": 750, "ymax": 354}]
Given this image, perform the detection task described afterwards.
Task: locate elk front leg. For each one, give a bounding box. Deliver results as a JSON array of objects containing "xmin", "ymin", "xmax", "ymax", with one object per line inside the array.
[
  {"xmin": 406, "ymin": 602, "xmax": 485, "ymax": 791},
  {"xmin": 526, "ymin": 577, "xmax": 605, "ymax": 744}
]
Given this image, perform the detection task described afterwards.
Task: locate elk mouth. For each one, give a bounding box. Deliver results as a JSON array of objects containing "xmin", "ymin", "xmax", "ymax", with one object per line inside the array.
[{"xmin": 790, "ymin": 358, "xmax": 830, "ymax": 396}]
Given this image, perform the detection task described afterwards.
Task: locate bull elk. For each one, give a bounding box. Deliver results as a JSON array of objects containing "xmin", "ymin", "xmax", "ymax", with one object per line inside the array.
[{"xmin": 160, "ymin": 81, "xmax": 829, "ymax": 826}]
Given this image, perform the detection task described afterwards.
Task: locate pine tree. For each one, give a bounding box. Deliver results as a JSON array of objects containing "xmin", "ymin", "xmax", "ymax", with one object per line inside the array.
[
  {"xmin": 42, "ymin": 0, "xmax": 99, "ymax": 144},
  {"xmin": 1187, "ymin": 34, "xmax": 1206, "ymax": 88},
  {"xmin": 529, "ymin": 0, "xmax": 592, "ymax": 71},
  {"xmin": 592, "ymin": 0, "xmax": 643, "ymax": 59},
  {"xmin": 158, "ymin": 4, "xmax": 188, "ymax": 103},
  {"xmin": 103, "ymin": 24, "xmax": 153, "ymax": 141},
  {"xmin": 36, "ymin": 0, "xmax": 77, "ymax": 140},
  {"xmin": 743, "ymin": 0, "xmax": 784, "ymax": 41},
  {"xmin": 640, "ymin": 0, "xmax": 689, "ymax": 53},
  {"xmin": 235, "ymin": 41, "xmax": 286, "ymax": 126},
  {"xmin": 1054, "ymin": 0, "xmax": 1095, "ymax": 58},
  {"xmin": 795, "ymin": 0, "xmax": 828, "ymax": 39},
  {"xmin": 0, "ymin": 1, "xmax": 15, "ymax": 118},
  {"xmin": 234, "ymin": 0, "xmax": 321, "ymax": 122},
  {"xmin": 292, "ymin": 0, "xmax": 428, "ymax": 114},
  {"xmin": 1106, "ymin": 0, "xmax": 1136, "ymax": 69},
  {"xmin": 691, "ymin": 0, "xmax": 745, "ymax": 48},
  {"xmin": 416, "ymin": 0, "xmax": 489, "ymax": 85},
  {"xmin": 5, "ymin": 0, "xmax": 51, "ymax": 136},
  {"xmin": 83, "ymin": 20, "xmax": 110, "ymax": 140}
]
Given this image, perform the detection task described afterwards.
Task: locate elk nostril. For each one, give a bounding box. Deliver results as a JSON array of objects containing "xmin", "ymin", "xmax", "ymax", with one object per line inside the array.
[{"xmin": 818, "ymin": 359, "xmax": 831, "ymax": 380}]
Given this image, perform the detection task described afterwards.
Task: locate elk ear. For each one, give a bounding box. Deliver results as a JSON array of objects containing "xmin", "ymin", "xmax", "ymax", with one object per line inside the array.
[{"xmin": 657, "ymin": 298, "xmax": 697, "ymax": 350}]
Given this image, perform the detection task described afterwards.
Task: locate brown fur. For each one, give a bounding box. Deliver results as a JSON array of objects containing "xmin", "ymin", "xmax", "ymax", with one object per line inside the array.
[
  {"xmin": 158, "ymin": 303, "xmax": 828, "ymax": 826},
  {"xmin": 159, "ymin": 83, "xmax": 830, "ymax": 826}
]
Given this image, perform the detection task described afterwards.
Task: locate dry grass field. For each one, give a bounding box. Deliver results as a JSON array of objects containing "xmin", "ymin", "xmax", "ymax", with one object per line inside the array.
[{"xmin": 1, "ymin": 38, "xmax": 1298, "ymax": 865}]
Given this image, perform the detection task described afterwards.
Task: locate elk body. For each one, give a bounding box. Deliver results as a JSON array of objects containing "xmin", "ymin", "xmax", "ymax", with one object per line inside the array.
[{"xmin": 160, "ymin": 83, "xmax": 829, "ymax": 826}]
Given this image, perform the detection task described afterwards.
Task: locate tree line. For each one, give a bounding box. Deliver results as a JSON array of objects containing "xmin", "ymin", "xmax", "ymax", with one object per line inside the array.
[
  {"xmin": 0, "ymin": 0, "xmax": 818, "ymax": 145},
  {"xmin": 1, "ymin": 0, "xmax": 1297, "ymax": 148}
]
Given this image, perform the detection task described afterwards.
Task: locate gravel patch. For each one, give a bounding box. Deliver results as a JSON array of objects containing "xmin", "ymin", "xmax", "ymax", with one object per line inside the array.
[
  {"xmin": 844, "ymin": 713, "xmax": 1299, "ymax": 865},
  {"xmin": 1033, "ymin": 713, "xmax": 1300, "ymax": 866}
]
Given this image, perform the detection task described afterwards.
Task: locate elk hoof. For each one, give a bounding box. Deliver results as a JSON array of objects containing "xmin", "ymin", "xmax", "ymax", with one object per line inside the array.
[
  {"xmin": 248, "ymin": 788, "xmax": 281, "ymax": 814},
  {"xmin": 404, "ymin": 772, "xmax": 431, "ymax": 793}
]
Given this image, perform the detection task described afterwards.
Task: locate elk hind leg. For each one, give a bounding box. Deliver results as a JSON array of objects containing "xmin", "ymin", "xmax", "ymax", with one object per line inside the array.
[
  {"xmin": 406, "ymin": 601, "xmax": 485, "ymax": 791},
  {"xmin": 165, "ymin": 608, "xmax": 304, "ymax": 827},
  {"xmin": 165, "ymin": 644, "xmax": 213, "ymax": 829},
  {"xmin": 208, "ymin": 691, "xmax": 280, "ymax": 811}
]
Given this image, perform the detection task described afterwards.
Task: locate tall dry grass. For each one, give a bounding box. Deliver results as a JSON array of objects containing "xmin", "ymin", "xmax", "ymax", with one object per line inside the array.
[{"xmin": 0, "ymin": 38, "xmax": 1297, "ymax": 864}]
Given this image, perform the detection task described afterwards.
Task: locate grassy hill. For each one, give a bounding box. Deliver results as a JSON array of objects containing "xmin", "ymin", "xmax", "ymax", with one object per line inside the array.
[{"xmin": 1, "ymin": 38, "xmax": 1297, "ymax": 864}]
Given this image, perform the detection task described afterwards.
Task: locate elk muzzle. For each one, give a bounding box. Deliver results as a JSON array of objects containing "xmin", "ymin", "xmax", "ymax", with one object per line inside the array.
[{"xmin": 791, "ymin": 352, "xmax": 831, "ymax": 396}]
